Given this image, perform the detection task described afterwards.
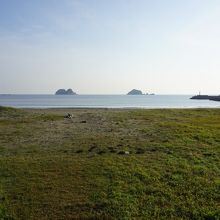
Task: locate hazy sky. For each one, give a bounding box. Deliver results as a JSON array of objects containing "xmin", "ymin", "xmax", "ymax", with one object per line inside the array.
[{"xmin": 0, "ymin": 0, "xmax": 220, "ymax": 94}]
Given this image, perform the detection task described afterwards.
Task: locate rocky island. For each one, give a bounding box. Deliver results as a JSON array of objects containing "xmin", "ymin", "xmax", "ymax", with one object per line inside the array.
[
  {"xmin": 127, "ymin": 89, "xmax": 143, "ymax": 95},
  {"xmin": 55, "ymin": 89, "xmax": 77, "ymax": 95},
  {"xmin": 191, "ymin": 95, "xmax": 220, "ymax": 102}
]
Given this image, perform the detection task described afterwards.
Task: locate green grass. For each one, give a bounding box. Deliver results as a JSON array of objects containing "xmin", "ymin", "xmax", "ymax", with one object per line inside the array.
[{"xmin": 0, "ymin": 107, "xmax": 220, "ymax": 219}]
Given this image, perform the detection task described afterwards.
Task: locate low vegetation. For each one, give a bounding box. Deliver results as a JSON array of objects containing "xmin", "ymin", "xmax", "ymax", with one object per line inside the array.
[{"xmin": 0, "ymin": 107, "xmax": 220, "ymax": 219}]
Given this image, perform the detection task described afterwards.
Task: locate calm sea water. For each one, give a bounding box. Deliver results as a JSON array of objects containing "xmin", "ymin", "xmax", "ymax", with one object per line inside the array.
[{"xmin": 0, "ymin": 95, "xmax": 220, "ymax": 109}]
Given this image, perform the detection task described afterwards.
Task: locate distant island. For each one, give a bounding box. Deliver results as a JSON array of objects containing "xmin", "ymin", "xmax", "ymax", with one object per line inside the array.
[
  {"xmin": 146, "ymin": 93, "xmax": 155, "ymax": 95},
  {"xmin": 127, "ymin": 89, "xmax": 143, "ymax": 95},
  {"xmin": 55, "ymin": 89, "xmax": 77, "ymax": 95},
  {"xmin": 127, "ymin": 89, "xmax": 155, "ymax": 95},
  {"xmin": 191, "ymin": 95, "xmax": 220, "ymax": 102}
]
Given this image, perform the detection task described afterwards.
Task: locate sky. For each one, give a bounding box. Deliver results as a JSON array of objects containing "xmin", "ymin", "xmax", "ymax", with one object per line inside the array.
[{"xmin": 0, "ymin": 0, "xmax": 220, "ymax": 94}]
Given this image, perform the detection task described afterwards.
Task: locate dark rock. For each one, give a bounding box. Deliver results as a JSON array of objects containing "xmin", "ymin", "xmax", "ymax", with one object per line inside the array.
[
  {"xmin": 55, "ymin": 89, "xmax": 66, "ymax": 95},
  {"xmin": 66, "ymin": 89, "xmax": 75, "ymax": 95},
  {"xmin": 55, "ymin": 88, "xmax": 77, "ymax": 95},
  {"xmin": 127, "ymin": 89, "xmax": 143, "ymax": 95}
]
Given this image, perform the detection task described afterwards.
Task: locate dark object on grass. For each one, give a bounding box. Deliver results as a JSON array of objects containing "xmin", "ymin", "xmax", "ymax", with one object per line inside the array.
[
  {"xmin": 118, "ymin": 151, "xmax": 130, "ymax": 155},
  {"xmin": 76, "ymin": 149, "xmax": 83, "ymax": 153},
  {"xmin": 80, "ymin": 120, "xmax": 87, "ymax": 123},
  {"xmin": 88, "ymin": 146, "xmax": 96, "ymax": 152},
  {"xmin": 203, "ymin": 153, "xmax": 213, "ymax": 157},
  {"xmin": 108, "ymin": 146, "xmax": 117, "ymax": 153},
  {"xmin": 97, "ymin": 150, "xmax": 106, "ymax": 155},
  {"xmin": 166, "ymin": 150, "xmax": 173, "ymax": 155},
  {"xmin": 64, "ymin": 113, "xmax": 73, "ymax": 119},
  {"xmin": 136, "ymin": 148, "xmax": 145, "ymax": 154},
  {"xmin": 147, "ymin": 147, "xmax": 157, "ymax": 152}
]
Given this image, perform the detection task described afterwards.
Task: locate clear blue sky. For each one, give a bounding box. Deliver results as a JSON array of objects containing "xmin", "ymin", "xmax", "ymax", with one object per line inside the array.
[{"xmin": 0, "ymin": 0, "xmax": 220, "ymax": 94}]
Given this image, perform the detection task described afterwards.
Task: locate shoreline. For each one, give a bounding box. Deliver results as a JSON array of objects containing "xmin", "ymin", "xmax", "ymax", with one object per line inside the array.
[{"xmin": 4, "ymin": 106, "xmax": 220, "ymax": 110}]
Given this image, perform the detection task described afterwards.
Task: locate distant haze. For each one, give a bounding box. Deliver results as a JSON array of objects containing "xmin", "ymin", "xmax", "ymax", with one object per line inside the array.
[{"xmin": 0, "ymin": 0, "xmax": 220, "ymax": 94}]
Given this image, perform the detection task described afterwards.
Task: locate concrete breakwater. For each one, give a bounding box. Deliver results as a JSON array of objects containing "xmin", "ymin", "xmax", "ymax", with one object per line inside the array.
[{"xmin": 191, "ymin": 95, "xmax": 220, "ymax": 101}]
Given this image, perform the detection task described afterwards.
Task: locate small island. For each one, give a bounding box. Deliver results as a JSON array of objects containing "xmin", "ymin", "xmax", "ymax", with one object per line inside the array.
[
  {"xmin": 55, "ymin": 89, "xmax": 77, "ymax": 95},
  {"xmin": 127, "ymin": 89, "xmax": 143, "ymax": 95}
]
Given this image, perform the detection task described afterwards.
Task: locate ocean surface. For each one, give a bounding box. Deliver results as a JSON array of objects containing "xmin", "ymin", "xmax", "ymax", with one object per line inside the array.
[{"xmin": 0, "ymin": 95, "xmax": 220, "ymax": 109}]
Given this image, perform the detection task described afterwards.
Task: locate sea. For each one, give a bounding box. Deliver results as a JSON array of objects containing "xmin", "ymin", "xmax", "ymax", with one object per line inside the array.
[{"xmin": 0, "ymin": 95, "xmax": 220, "ymax": 109}]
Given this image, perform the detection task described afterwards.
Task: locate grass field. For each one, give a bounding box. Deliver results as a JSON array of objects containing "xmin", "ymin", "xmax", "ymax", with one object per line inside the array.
[{"xmin": 0, "ymin": 106, "xmax": 220, "ymax": 219}]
